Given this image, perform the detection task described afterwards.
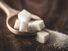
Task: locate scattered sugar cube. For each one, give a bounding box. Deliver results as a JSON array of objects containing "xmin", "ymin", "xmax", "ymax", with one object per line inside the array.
[
  {"xmin": 19, "ymin": 20, "xmax": 28, "ymax": 32},
  {"xmin": 28, "ymin": 20, "xmax": 45, "ymax": 32},
  {"xmin": 36, "ymin": 31, "xmax": 49, "ymax": 43},
  {"xmin": 14, "ymin": 19, "xmax": 19, "ymax": 30},
  {"xmin": 18, "ymin": 9, "xmax": 31, "ymax": 22}
]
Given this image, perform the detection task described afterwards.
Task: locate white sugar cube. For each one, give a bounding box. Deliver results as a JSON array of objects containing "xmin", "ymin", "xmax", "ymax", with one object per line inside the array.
[
  {"xmin": 36, "ymin": 31, "xmax": 49, "ymax": 43},
  {"xmin": 18, "ymin": 9, "xmax": 31, "ymax": 22},
  {"xmin": 14, "ymin": 19, "xmax": 19, "ymax": 30},
  {"xmin": 19, "ymin": 20, "xmax": 28, "ymax": 32},
  {"xmin": 28, "ymin": 20, "xmax": 45, "ymax": 32}
]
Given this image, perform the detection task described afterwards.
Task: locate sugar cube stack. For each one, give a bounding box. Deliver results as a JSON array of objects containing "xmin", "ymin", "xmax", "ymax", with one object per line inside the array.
[
  {"xmin": 14, "ymin": 9, "xmax": 45, "ymax": 33},
  {"xmin": 18, "ymin": 9, "xmax": 31, "ymax": 32},
  {"xmin": 14, "ymin": 9, "xmax": 31, "ymax": 32}
]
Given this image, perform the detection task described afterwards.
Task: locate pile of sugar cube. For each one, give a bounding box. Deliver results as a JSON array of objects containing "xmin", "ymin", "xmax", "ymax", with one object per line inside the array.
[
  {"xmin": 14, "ymin": 9, "xmax": 45, "ymax": 33},
  {"xmin": 14, "ymin": 9, "xmax": 49, "ymax": 44}
]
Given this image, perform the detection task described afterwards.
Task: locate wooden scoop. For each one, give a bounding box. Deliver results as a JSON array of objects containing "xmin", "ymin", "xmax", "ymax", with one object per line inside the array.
[
  {"xmin": 0, "ymin": 1, "xmax": 23, "ymax": 35},
  {"xmin": 0, "ymin": 1, "xmax": 41, "ymax": 35}
]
